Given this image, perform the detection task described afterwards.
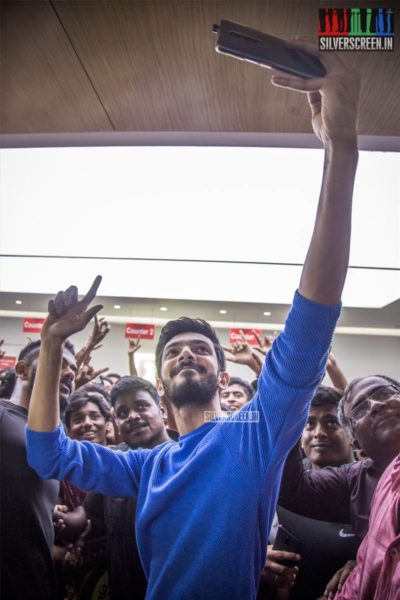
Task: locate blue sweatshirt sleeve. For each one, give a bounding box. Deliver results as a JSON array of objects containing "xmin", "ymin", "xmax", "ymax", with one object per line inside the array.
[
  {"xmin": 221, "ymin": 290, "xmax": 341, "ymax": 475},
  {"xmin": 26, "ymin": 425, "xmax": 149, "ymax": 497}
]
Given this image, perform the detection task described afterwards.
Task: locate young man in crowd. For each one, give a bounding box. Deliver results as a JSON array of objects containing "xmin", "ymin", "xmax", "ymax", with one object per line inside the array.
[
  {"xmin": 26, "ymin": 44, "xmax": 360, "ymax": 600},
  {"xmin": 219, "ymin": 376, "xmax": 254, "ymax": 412},
  {"xmin": 0, "ymin": 339, "xmax": 76, "ymax": 600},
  {"xmin": 335, "ymin": 432, "xmax": 400, "ymax": 599},
  {"xmin": 302, "ymin": 385, "xmax": 353, "ymax": 470},
  {"xmin": 85, "ymin": 376, "xmax": 171, "ymax": 600},
  {"xmin": 271, "ymin": 386, "xmax": 357, "ymax": 598}
]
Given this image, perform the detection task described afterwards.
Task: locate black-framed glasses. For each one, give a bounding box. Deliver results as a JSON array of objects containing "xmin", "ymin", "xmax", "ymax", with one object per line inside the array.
[{"xmin": 350, "ymin": 384, "xmax": 400, "ymax": 424}]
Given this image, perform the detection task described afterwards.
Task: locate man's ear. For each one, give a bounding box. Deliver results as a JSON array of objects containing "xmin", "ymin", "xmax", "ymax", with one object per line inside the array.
[
  {"xmin": 352, "ymin": 438, "xmax": 368, "ymax": 459},
  {"xmin": 159, "ymin": 401, "xmax": 168, "ymax": 421},
  {"xmin": 218, "ymin": 371, "xmax": 230, "ymax": 389},
  {"xmin": 15, "ymin": 360, "xmax": 30, "ymax": 381},
  {"xmin": 156, "ymin": 377, "xmax": 165, "ymax": 396}
]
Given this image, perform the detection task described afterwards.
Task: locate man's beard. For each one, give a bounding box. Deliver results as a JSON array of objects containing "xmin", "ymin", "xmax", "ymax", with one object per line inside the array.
[{"xmin": 163, "ymin": 372, "xmax": 220, "ymax": 410}]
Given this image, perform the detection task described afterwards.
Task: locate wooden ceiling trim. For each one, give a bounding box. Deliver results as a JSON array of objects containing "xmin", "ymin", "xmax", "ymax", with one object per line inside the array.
[{"xmin": 1, "ymin": 1, "xmax": 113, "ymax": 133}]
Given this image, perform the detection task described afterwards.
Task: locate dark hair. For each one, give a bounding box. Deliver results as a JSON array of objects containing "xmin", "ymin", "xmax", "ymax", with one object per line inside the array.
[
  {"xmin": 311, "ymin": 385, "xmax": 342, "ymax": 408},
  {"xmin": 155, "ymin": 317, "xmax": 226, "ymax": 376},
  {"xmin": 64, "ymin": 390, "xmax": 111, "ymax": 429},
  {"xmin": 0, "ymin": 368, "xmax": 16, "ymax": 399},
  {"xmin": 224, "ymin": 377, "xmax": 254, "ymax": 401},
  {"xmin": 78, "ymin": 382, "xmax": 111, "ymax": 404},
  {"xmin": 18, "ymin": 339, "xmax": 75, "ymax": 363},
  {"xmin": 338, "ymin": 374, "xmax": 400, "ymax": 435},
  {"xmin": 110, "ymin": 376, "xmax": 160, "ymax": 407}
]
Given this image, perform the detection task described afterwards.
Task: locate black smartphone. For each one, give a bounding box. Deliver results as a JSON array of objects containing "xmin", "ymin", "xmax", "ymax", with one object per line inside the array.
[
  {"xmin": 212, "ymin": 20, "xmax": 326, "ymax": 79},
  {"xmin": 272, "ymin": 524, "xmax": 302, "ymax": 568}
]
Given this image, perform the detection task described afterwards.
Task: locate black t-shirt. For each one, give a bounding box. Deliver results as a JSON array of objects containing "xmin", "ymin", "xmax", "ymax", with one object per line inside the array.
[
  {"xmin": 0, "ymin": 399, "xmax": 59, "ymax": 599},
  {"xmin": 84, "ymin": 443, "xmax": 147, "ymax": 600},
  {"xmin": 276, "ymin": 506, "xmax": 361, "ymax": 599}
]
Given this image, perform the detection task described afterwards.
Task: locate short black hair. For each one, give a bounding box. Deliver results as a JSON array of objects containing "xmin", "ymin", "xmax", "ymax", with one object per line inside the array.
[
  {"xmin": 18, "ymin": 339, "xmax": 75, "ymax": 364},
  {"xmin": 78, "ymin": 382, "xmax": 111, "ymax": 404},
  {"xmin": 311, "ymin": 385, "xmax": 342, "ymax": 408},
  {"xmin": 155, "ymin": 317, "xmax": 226, "ymax": 376},
  {"xmin": 110, "ymin": 376, "xmax": 160, "ymax": 407},
  {"xmin": 64, "ymin": 389, "xmax": 111, "ymax": 429},
  {"xmin": 338, "ymin": 374, "xmax": 400, "ymax": 435},
  {"xmin": 0, "ymin": 368, "xmax": 16, "ymax": 399},
  {"xmin": 223, "ymin": 377, "xmax": 254, "ymax": 401}
]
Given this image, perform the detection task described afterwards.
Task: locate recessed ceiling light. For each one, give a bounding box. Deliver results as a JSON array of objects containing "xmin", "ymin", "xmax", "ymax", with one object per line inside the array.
[
  {"xmin": 114, "ymin": 304, "xmax": 121, "ymax": 309},
  {"xmin": 15, "ymin": 300, "xmax": 22, "ymax": 305},
  {"xmin": 160, "ymin": 307, "xmax": 168, "ymax": 311},
  {"xmin": 219, "ymin": 309, "xmax": 227, "ymax": 315},
  {"xmin": 263, "ymin": 311, "xmax": 271, "ymax": 316}
]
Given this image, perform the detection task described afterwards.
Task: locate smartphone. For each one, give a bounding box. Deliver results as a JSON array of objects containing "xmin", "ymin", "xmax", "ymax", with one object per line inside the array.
[
  {"xmin": 212, "ymin": 20, "xmax": 326, "ymax": 79},
  {"xmin": 272, "ymin": 524, "xmax": 302, "ymax": 568}
]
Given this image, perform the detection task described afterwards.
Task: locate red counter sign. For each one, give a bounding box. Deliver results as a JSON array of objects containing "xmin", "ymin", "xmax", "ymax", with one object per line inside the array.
[
  {"xmin": 229, "ymin": 329, "xmax": 261, "ymax": 346},
  {"xmin": 23, "ymin": 317, "xmax": 45, "ymax": 333},
  {"xmin": 0, "ymin": 356, "xmax": 16, "ymax": 370},
  {"xmin": 125, "ymin": 323, "xmax": 155, "ymax": 340}
]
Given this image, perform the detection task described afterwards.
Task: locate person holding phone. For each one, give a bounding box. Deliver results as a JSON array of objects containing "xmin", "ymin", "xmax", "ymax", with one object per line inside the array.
[{"xmin": 25, "ymin": 41, "xmax": 360, "ymax": 600}]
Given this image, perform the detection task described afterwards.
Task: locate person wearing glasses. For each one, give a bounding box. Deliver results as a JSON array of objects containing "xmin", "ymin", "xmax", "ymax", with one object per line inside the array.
[
  {"xmin": 278, "ymin": 375, "xmax": 400, "ymax": 597},
  {"xmin": 334, "ymin": 383, "xmax": 400, "ymax": 598}
]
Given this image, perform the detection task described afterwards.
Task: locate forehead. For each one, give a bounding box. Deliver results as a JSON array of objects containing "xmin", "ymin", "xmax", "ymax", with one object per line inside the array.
[
  {"xmin": 224, "ymin": 384, "xmax": 246, "ymax": 395},
  {"xmin": 71, "ymin": 401, "xmax": 100, "ymax": 416},
  {"xmin": 163, "ymin": 332, "xmax": 215, "ymax": 352},
  {"xmin": 309, "ymin": 403, "xmax": 338, "ymax": 418},
  {"xmin": 114, "ymin": 388, "xmax": 156, "ymax": 406},
  {"xmin": 348, "ymin": 376, "xmax": 390, "ymax": 406}
]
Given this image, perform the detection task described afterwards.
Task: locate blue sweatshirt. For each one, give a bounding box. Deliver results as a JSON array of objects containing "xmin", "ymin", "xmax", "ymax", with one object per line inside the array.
[{"xmin": 26, "ymin": 291, "xmax": 341, "ymax": 600}]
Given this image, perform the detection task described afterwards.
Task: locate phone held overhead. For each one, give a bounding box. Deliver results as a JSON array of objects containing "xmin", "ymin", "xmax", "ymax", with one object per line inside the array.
[{"xmin": 212, "ymin": 20, "xmax": 326, "ymax": 79}]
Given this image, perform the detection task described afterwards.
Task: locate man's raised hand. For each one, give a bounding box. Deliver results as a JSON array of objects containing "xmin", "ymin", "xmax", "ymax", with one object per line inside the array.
[
  {"xmin": 41, "ymin": 276, "xmax": 103, "ymax": 342},
  {"xmin": 271, "ymin": 39, "xmax": 360, "ymax": 147}
]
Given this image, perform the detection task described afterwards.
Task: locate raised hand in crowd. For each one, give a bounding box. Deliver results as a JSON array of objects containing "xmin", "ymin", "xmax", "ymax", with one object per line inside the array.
[
  {"xmin": 260, "ymin": 545, "xmax": 300, "ymax": 590},
  {"xmin": 322, "ymin": 559, "xmax": 356, "ymax": 599},
  {"xmin": 28, "ymin": 276, "xmax": 103, "ymax": 431},
  {"xmin": 75, "ymin": 361, "xmax": 109, "ymax": 389},
  {"xmin": 0, "ymin": 338, "xmax": 5, "ymax": 359},
  {"xmin": 75, "ymin": 315, "xmax": 110, "ymax": 368},
  {"xmin": 326, "ymin": 349, "xmax": 348, "ymax": 391},
  {"xmin": 128, "ymin": 338, "xmax": 141, "ymax": 376},
  {"xmin": 222, "ymin": 331, "xmax": 263, "ymax": 375},
  {"xmin": 253, "ymin": 331, "xmax": 275, "ymax": 356}
]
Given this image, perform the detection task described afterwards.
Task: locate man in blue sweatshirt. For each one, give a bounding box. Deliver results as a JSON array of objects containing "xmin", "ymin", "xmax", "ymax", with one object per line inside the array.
[{"xmin": 26, "ymin": 43, "xmax": 360, "ymax": 600}]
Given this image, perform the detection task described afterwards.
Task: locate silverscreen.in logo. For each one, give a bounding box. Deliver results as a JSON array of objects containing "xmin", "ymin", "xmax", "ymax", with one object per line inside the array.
[
  {"xmin": 204, "ymin": 410, "xmax": 260, "ymax": 423},
  {"xmin": 319, "ymin": 8, "xmax": 394, "ymax": 51}
]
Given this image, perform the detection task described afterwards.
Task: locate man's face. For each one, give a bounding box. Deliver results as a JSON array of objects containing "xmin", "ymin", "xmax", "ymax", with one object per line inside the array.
[
  {"xmin": 220, "ymin": 384, "xmax": 249, "ymax": 412},
  {"xmin": 114, "ymin": 389, "xmax": 165, "ymax": 449},
  {"xmin": 68, "ymin": 400, "xmax": 107, "ymax": 444},
  {"xmin": 302, "ymin": 403, "xmax": 352, "ymax": 468},
  {"xmin": 28, "ymin": 348, "xmax": 76, "ymax": 412},
  {"xmin": 160, "ymin": 332, "xmax": 225, "ymax": 409},
  {"xmin": 345, "ymin": 376, "xmax": 400, "ymax": 462}
]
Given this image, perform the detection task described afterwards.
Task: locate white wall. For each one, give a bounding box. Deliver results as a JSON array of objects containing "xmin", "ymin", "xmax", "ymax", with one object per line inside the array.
[{"xmin": 1, "ymin": 315, "xmax": 399, "ymax": 385}]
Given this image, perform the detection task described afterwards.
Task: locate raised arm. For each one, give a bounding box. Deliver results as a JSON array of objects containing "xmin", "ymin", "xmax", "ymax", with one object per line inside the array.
[
  {"xmin": 27, "ymin": 276, "xmax": 103, "ymax": 431},
  {"xmin": 272, "ymin": 41, "xmax": 360, "ymax": 305}
]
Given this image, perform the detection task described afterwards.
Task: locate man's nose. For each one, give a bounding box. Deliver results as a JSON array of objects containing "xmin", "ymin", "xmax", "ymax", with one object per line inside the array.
[
  {"xmin": 178, "ymin": 346, "xmax": 195, "ymax": 361},
  {"xmin": 82, "ymin": 415, "xmax": 94, "ymax": 428},
  {"xmin": 126, "ymin": 410, "xmax": 141, "ymax": 422},
  {"xmin": 313, "ymin": 422, "xmax": 327, "ymax": 437},
  {"xmin": 62, "ymin": 366, "xmax": 75, "ymax": 382},
  {"xmin": 370, "ymin": 399, "xmax": 386, "ymax": 415}
]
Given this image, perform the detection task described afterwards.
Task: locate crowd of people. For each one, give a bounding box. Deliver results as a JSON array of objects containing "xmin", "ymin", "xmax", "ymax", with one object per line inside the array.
[{"xmin": 1, "ymin": 42, "xmax": 399, "ymax": 600}]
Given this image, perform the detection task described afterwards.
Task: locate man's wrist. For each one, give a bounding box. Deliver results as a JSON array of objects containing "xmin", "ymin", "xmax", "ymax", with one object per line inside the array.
[{"xmin": 41, "ymin": 335, "xmax": 65, "ymax": 353}]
